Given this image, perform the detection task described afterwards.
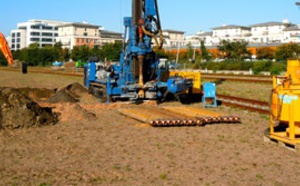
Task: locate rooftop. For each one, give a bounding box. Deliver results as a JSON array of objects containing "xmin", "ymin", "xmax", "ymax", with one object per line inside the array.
[
  {"xmin": 212, "ymin": 25, "xmax": 251, "ymax": 30},
  {"xmin": 250, "ymin": 21, "xmax": 289, "ymax": 27},
  {"xmin": 163, "ymin": 29, "xmax": 185, "ymax": 34},
  {"xmin": 58, "ymin": 22, "xmax": 101, "ymax": 28}
]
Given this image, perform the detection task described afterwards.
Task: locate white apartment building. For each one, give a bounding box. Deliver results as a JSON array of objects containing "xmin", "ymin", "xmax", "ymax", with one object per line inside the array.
[
  {"xmin": 250, "ymin": 21, "xmax": 290, "ymax": 43},
  {"xmin": 185, "ymin": 31, "xmax": 214, "ymax": 47},
  {"xmin": 56, "ymin": 22, "xmax": 103, "ymax": 50},
  {"xmin": 211, "ymin": 25, "xmax": 251, "ymax": 43},
  {"xmin": 283, "ymin": 25, "xmax": 300, "ymax": 43},
  {"xmin": 185, "ymin": 20, "xmax": 298, "ymax": 47},
  {"xmin": 10, "ymin": 19, "xmax": 69, "ymax": 50},
  {"xmin": 99, "ymin": 30, "xmax": 123, "ymax": 46},
  {"xmin": 163, "ymin": 29, "xmax": 185, "ymax": 48}
]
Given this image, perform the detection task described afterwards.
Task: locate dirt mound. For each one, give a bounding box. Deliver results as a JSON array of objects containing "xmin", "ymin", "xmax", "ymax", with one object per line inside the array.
[
  {"xmin": 0, "ymin": 88, "xmax": 59, "ymax": 129},
  {"xmin": 14, "ymin": 87, "xmax": 55, "ymax": 101},
  {"xmin": 45, "ymin": 102, "xmax": 97, "ymax": 122},
  {"xmin": 47, "ymin": 83, "xmax": 88, "ymax": 103}
]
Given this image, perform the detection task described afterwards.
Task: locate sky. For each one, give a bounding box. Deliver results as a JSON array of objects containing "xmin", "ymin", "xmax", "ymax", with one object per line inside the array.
[{"xmin": 1, "ymin": 0, "xmax": 300, "ymax": 37}]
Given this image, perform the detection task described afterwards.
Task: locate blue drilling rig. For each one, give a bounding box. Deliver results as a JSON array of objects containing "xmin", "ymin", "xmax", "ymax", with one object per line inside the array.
[{"xmin": 84, "ymin": 0, "xmax": 194, "ymax": 103}]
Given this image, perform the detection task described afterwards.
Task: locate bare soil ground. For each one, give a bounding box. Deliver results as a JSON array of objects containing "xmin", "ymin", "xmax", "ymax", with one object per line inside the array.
[{"xmin": 1, "ymin": 70, "xmax": 300, "ymax": 186}]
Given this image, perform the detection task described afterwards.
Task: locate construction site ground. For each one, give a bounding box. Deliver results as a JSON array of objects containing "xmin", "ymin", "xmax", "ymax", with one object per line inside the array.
[{"xmin": 1, "ymin": 70, "xmax": 300, "ymax": 186}]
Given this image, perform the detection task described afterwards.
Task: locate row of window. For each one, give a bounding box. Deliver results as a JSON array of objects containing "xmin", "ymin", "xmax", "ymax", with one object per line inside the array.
[
  {"xmin": 30, "ymin": 25, "xmax": 58, "ymax": 30},
  {"xmin": 11, "ymin": 44, "xmax": 20, "ymax": 49},
  {"xmin": 11, "ymin": 38, "xmax": 21, "ymax": 43},
  {"xmin": 12, "ymin": 43, "xmax": 54, "ymax": 49},
  {"xmin": 76, "ymin": 38, "xmax": 98, "ymax": 43},
  {"xmin": 30, "ymin": 32, "xmax": 58, "ymax": 36},
  {"xmin": 11, "ymin": 33, "xmax": 21, "ymax": 37},
  {"xmin": 30, "ymin": 38, "xmax": 53, "ymax": 42}
]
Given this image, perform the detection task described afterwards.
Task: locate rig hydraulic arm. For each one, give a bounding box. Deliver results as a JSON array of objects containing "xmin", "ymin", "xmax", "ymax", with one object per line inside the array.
[{"xmin": 0, "ymin": 32, "xmax": 14, "ymax": 66}]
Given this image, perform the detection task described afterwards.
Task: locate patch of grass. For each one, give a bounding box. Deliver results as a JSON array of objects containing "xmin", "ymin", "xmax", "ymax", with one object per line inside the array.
[
  {"xmin": 240, "ymin": 137, "xmax": 249, "ymax": 143},
  {"xmin": 256, "ymin": 174, "xmax": 264, "ymax": 180},
  {"xmin": 38, "ymin": 182, "xmax": 52, "ymax": 186},
  {"xmin": 159, "ymin": 173, "xmax": 167, "ymax": 180},
  {"xmin": 124, "ymin": 164, "xmax": 132, "ymax": 172},
  {"xmin": 89, "ymin": 177, "xmax": 107, "ymax": 184},
  {"xmin": 217, "ymin": 134, "xmax": 225, "ymax": 141},
  {"xmin": 109, "ymin": 176, "xmax": 125, "ymax": 183},
  {"xmin": 274, "ymin": 181, "xmax": 283, "ymax": 186},
  {"xmin": 112, "ymin": 164, "xmax": 122, "ymax": 170}
]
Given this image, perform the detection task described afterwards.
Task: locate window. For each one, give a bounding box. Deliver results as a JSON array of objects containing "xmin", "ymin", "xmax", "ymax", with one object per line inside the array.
[
  {"xmin": 17, "ymin": 38, "xmax": 20, "ymax": 42},
  {"xmin": 30, "ymin": 32, "xmax": 40, "ymax": 36},
  {"xmin": 17, "ymin": 44, "xmax": 20, "ymax": 49},
  {"xmin": 31, "ymin": 25, "xmax": 40, "ymax": 29},
  {"xmin": 17, "ymin": 33, "xmax": 21, "ymax": 37},
  {"xmin": 54, "ymin": 27, "xmax": 58, "ymax": 30},
  {"xmin": 12, "ymin": 44, "xmax": 15, "ymax": 48},
  {"xmin": 86, "ymin": 39, "xmax": 89, "ymax": 42},
  {"xmin": 42, "ymin": 32, "xmax": 53, "ymax": 36},
  {"xmin": 84, "ymin": 33, "xmax": 88, "ymax": 36},
  {"xmin": 42, "ymin": 44, "xmax": 52, "ymax": 47},
  {"xmin": 12, "ymin": 39, "xmax": 15, "ymax": 43},
  {"xmin": 42, "ymin": 25, "xmax": 53, "ymax": 30},
  {"xmin": 12, "ymin": 33, "xmax": 15, "ymax": 37},
  {"xmin": 30, "ymin": 38, "xmax": 40, "ymax": 41},
  {"xmin": 42, "ymin": 38, "xmax": 53, "ymax": 42},
  {"xmin": 54, "ymin": 33, "xmax": 58, "ymax": 37}
]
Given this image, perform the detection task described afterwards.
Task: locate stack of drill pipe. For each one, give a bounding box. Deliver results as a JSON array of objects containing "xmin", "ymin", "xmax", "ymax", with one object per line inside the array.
[
  {"xmin": 195, "ymin": 116, "xmax": 241, "ymax": 124},
  {"xmin": 149, "ymin": 118, "xmax": 206, "ymax": 127},
  {"xmin": 149, "ymin": 119, "xmax": 197, "ymax": 127},
  {"xmin": 149, "ymin": 116, "xmax": 240, "ymax": 127},
  {"xmin": 163, "ymin": 106, "xmax": 222, "ymax": 119}
]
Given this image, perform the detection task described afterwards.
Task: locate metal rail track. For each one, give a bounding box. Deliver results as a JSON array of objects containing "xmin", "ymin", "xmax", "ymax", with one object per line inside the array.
[
  {"xmin": 217, "ymin": 94, "xmax": 270, "ymax": 115},
  {"xmin": 0, "ymin": 67, "xmax": 83, "ymax": 77},
  {"xmin": 1, "ymin": 67, "xmax": 273, "ymax": 83},
  {"xmin": 202, "ymin": 74, "xmax": 272, "ymax": 84}
]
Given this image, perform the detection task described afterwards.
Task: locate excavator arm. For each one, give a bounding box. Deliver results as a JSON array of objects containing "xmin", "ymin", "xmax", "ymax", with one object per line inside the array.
[{"xmin": 0, "ymin": 32, "xmax": 14, "ymax": 66}]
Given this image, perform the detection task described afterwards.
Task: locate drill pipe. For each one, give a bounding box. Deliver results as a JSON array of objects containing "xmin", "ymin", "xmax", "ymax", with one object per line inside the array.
[{"xmin": 149, "ymin": 115, "xmax": 241, "ymax": 127}]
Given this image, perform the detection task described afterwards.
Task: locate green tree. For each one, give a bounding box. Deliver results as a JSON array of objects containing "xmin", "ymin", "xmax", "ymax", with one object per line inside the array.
[
  {"xmin": 62, "ymin": 48, "xmax": 70, "ymax": 61},
  {"xmin": 218, "ymin": 40, "xmax": 250, "ymax": 61},
  {"xmin": 200, "ymin": 40, "xmax": 210, "ymax": 61},
  {"xmin": 256, "ymin": 47, "xmax": 275, "ymax": 60},
  {"xmin": 155, "ymin": 49, "xmax": 169, "ymax": 59},
  {"xmin": 275, "ymin": 43, "xmax": 300, "ymax": 61},
  {"xmin": 186, "ymin": 42, "xmax": 194, "ymax": 61},
  {"xmin": 71, "ymin": 46, "xmax": 81, "ymax": 61},
  {"xmin": 99, "ymin": 42, "xmax": 122, "ymax": 61}
]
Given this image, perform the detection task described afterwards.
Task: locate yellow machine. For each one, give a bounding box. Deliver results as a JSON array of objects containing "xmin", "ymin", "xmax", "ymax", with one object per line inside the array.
[
  {"xmin": 268, "ymin": 59, "xmax": 300, "ymax": 146},
  {"xmin": 169, "ymin": 70, "xmax": 201, "ymax": 94}
]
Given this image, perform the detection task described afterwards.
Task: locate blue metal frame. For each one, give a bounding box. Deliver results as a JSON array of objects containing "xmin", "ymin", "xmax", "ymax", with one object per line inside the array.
[{"xmin": 202, "ymin": 82, "xmax": 217, "ymax": 107}]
